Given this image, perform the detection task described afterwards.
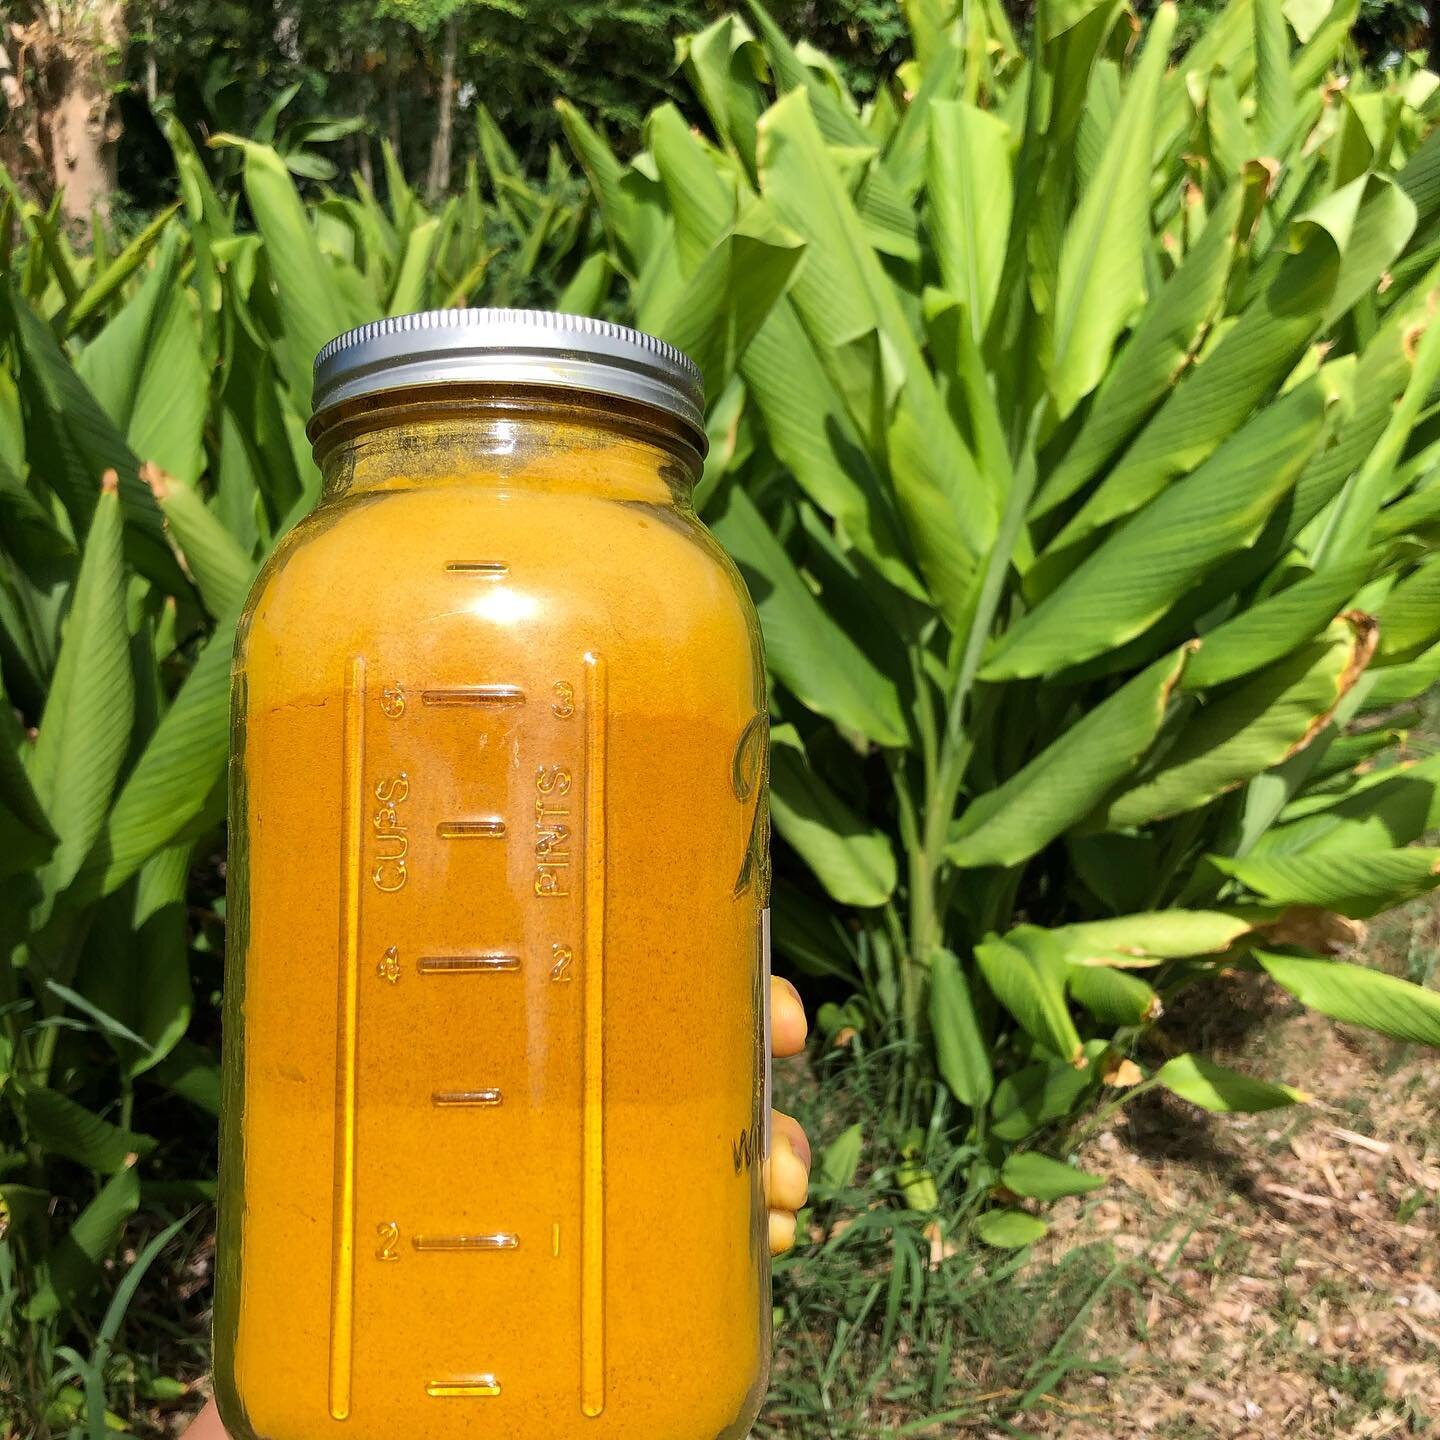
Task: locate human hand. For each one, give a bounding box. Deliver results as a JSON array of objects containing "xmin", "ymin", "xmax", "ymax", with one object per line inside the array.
[
  {"xmin": 182, "ymin": 976, "xmax": 809, "ymax": 1437},
  {"xmin": 766, "ymin": 974, "xmax": 811, "ymax": 1256}
]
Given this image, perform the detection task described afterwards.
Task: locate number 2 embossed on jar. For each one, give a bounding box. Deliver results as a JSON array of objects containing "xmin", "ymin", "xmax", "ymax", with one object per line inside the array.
[{"xmin": 216, "ymin": 310, "xmax": 770, "ymax": 1440}]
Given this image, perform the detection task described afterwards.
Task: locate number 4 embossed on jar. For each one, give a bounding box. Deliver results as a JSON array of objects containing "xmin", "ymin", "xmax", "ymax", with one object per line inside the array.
[{"xmin": 215, "ymin": 311, "xmax": 770, "ymax": 1440}]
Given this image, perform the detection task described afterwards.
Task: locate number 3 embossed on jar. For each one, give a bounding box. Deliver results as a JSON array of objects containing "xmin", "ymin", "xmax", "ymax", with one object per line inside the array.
[{"xmin": 215, "ymin": 311, "xmax": 771, "ymax": 1440}]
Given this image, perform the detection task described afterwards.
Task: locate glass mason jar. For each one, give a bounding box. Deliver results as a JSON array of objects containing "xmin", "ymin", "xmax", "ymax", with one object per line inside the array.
[{"xmin": 214, "ymin": 311, "xmax": 771, "ymax": 1440}]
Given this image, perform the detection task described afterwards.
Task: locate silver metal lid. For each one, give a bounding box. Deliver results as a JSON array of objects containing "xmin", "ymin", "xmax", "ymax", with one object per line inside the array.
[{"xmin": 310, "ymin": 308, "xmax": 706, "ymax": 450}]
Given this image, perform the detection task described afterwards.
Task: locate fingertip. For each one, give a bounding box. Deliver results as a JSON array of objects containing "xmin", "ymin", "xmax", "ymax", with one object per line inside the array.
[
  {"xmin": 768, "ymin": 1208, "xmax": 797, "ymax": 1256},
  {"xmin": 770, "ymin": 976, "xmax": 808, "ymax": 1055},
  {"xmin": 764, "ymin": 1134, "xmax": 809, "ymax": 1211},
  {"xmin": 772, "ymin": 1110, "xmax": 811, "ymax": 1171}
]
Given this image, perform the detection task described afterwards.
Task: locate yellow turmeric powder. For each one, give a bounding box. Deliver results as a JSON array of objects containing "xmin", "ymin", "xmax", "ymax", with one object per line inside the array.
[{"xmin": 215, "ymin": 395, "xmax": 770, "ymax": 1440}]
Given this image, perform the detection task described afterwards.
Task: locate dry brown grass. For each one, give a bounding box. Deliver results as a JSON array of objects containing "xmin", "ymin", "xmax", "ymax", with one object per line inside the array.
[{"xmin": 1023, "ymin": 916, "xmax": 1440, "ymax": 1439}]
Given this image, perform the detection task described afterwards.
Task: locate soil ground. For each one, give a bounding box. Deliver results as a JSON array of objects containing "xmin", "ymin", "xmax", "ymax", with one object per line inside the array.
[{"xmin": 1022, "ymin": 900, "xmax": 1440, "ymax": 1440}]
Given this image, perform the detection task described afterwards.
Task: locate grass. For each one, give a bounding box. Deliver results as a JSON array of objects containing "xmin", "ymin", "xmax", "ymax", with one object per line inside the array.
[{"xmin": 760, "ymin": 1045, "xmax": 1126, "ymax": 1437}]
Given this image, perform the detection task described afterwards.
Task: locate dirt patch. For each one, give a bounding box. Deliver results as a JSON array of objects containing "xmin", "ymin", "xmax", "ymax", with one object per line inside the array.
[{"xmin": 1030, "ymin": 928, "xmax": 1440, "ymax": 1438}]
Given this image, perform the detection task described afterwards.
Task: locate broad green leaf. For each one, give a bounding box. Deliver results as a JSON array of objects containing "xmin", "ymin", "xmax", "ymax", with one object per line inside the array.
[
  {"xmin": 1251, "ymin": 0, "xmax": 1295, "ymax": 152},
  {"xmin": 1066, "ymin": 832, "xmax": 1157, "ymax": 917},
  {"xmin": 1290, "ymin": 0, "xmax": 1358, "ymax": 88},
  {"xmin": 1256, "ymin": 752, "xmax": 1440, "ymax": 857},
  {"xmin": 554, "ymin": 250, "xmax": 613, "ymax": 316},
  {"xmin": 18, "ymin": 1086, "xmax": 155, "ymax": 1173},
  {"xmin": 145, "ymin": 468, "xmax": 255, "ymax": 621},
  {"xmin": 1050, "ymin": 910, "xmax": 1255, "ymax": 959},
  {"xmin": 744, "ymin": 0, "xmax": 918, "ymax": 258},
  {"xmin": 76, "ymin": 228, "xmax": 203, "ymax": 483},
  {"xmin": 985, "ymin": 377, "xmax": 1329, "ymax": 679},
  {"xmin": 1066, "ymin": 964, "xmax": 1160, "ymax": 1025},
  {"xmin": 771, "ymin": 883, "xmax": 858, "ymax": 981},
  {"xmin": 640, "ymin": 200, "xmax": 804, "ymax": 399},
  {"xmin": 929, "ymin": 948, "xmax": 994, "ymax": 1107},
  {"xmin": 770, "ymin": 725, "xmax": 897, "ymax": 906},
  {"xmin": 1374, "ymin": 481, "xmax": 1440, "ymax": 544},
  {"xmin": 65, "ymin": 205, "xmax": 181, "ymax": 331},
  {"xmin": 0, "ymin": 658, "xmax": 56, "ymax": 879},
  {"xmin": 928, "ymin": 100, "xmax": 1012, "ymax": 341},
  {"xmin": 1043, "ymin": 234, "xmax": 1337, "ymax": 556},
  {"xmin": 678, "ymin": 14, "xmax": 765, "ymax": 176},
  {"xmin": 1097, "ymin": 616, "xmax": 1373, "ymax": 827},
  {"xmin": 147, "ymin": 1039, "xmax": 221, "ymax": 1116},
  {"xmin": 1213, "ymin": 847, "xmax": 1440, "ymax": 917},
  {"xmin": 1047, "ymin": 4, "xmax": 1177, "ymax": 418},
  {"xmin": 821, "ymin": 1122, "xmax": 864, "ymax": 1188},
  {"xmin": 1257, "ymin": 951, "xmax": 1440, "ymax": 1047},
  {"xmin": 885, "ymin": 377, "xmax": 996, "ymax": 625},
  {"xmin": 125, "ymin": 286, "xmax": 207, "ymax": 488},
  {"xmin": 756, "ymin": 88, "xmax": 994, "ymax": 619},
  {"xmin": 1300, "ymin": 172, "xmax": 1415, "ymax": 327},
  {"xmin": 1396, "ymin": 117, "xmax": 1440, "ymax": 227},
  {"xmin": 76, "ymin": 230, "xmax": 208, "ymax": 488},
  {"xmin": 1033, "ymin": 180, "xmax": 1250, "ymax": 518},
  {"xmin": 1053, "ymin": 169, "xmax": 1409, "ymax": 555},
  {"xmin": 1184, "ymin": 561, "xmax": 1368, "ymax": 690},
  {"xmin": 76, "ymin": 617, "xmax": 233, "ymax": 899},
  {"xmin": 555, "ymin": 100, "xmax": 660, "ymax": 273},
  {"xmin": 1000, "ymin": 1152, "xmax": 1105, "ymax": 1201},
  {"xmin": 1313, "ymin": 269, "xmax": 1440, "ymax": 565},
  {"xmin": 975, "ymin": 1209, "xmax": 1048, "ymax": 1247},
  {"xmin": 1376, "ymin": 559, "xmax": 1440, "ymax": 663},
  {"xmin": 646, "ymin": 102, "xmax": 742, "ymax": 271},
  {"xmin": 989, "ymin": 1041, "xmax": 1108, "ymax": 1141},
  {"xmin": 1362, "ymin": 639, "xmax": 1440, "ymax": 711},
  {"xmin": 1, "ymin": 284, "xmax": 180, "ymax": 589},
  {"xmin": 884, "ymin": 40, "xmax": 965, "ymax": 203},
  {"xmin": 949, "ymin": 646, "xmax": 1187, "ymax": 868},
  {"xmin": 708, "ymin": 483, "xmax": 907, "ymax": 745},
  {"xmin": 1155, "ymin": 1053, "xmax": 1309, "ymax": 1111},
  {"xmin": 651, "ymin": 103, "xmax": 928, "ymax": 597},
  {"xmin": 23, "ymin": 1164, "xmax": 140, "ymax": 1322},
  {"xmin": 385, "ymin": 216, "xmax": 440, "ymax": 316},
  {"xmin": 27, "ymin": 478, "xmax": 133, "ymax": 902},
  {"xmin": 238, "ymin": 140, "xmax": 366, "ymax": 401},
  {"xmin": 77, "ymin": 843, "xmax": 193, "ymax": 1076},
  {"xmin": 976, "ymin": 930, "xmax": 1085, "ymax": 1066}
]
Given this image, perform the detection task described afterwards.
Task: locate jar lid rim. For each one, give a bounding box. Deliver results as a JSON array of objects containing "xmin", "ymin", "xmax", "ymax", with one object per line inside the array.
[{"xmin": 310, "ymin": 308, "xmax": 706, "ymax": 450}]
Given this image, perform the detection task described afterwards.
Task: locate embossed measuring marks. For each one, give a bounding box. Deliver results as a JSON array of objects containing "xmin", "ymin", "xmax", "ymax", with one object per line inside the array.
[
  {"xmin": 444, "ymin": 561, "xmax": 509, "ymax": 576},
  {"xmin": 427, "ymin": 1376, "xmax": 503, "ymax": 1399},
  {"xmin": 432, "ymin": 1088, "xmax": 503, "ymax": 1107},
  {"xmin": 422, "ymin": 684, "xmax": 525, "ymax": 707},
  {"xmin": 328, "ymin": 614, "xmax": 609, "ymax": 1418}
]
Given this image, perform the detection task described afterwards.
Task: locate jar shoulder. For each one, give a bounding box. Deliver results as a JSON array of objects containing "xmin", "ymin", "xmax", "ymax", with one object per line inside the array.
[{"xmin": 236, "ymin": 486, "xmax": 763, "ymax": 708}]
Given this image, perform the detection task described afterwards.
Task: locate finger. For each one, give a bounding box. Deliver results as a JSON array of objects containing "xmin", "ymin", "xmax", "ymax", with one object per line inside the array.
[
  {"xmin": 182, "ymin": 1400, "xmax": 230, "ymax": 1440},
  {"xmin": 763, "ymin": 1133, "xmax": 809, "ymax": 1212},
  {"xmin": 768, "ymin": 1207, "xmax": 797, "ymax": 1256},
  {"xmin": 770, "ymin": 976, "xmax": 807, "ymax": 1057},
  {"xmin": 772, "ymin": 1110, "xmax": 811, "ymax": 1171}
]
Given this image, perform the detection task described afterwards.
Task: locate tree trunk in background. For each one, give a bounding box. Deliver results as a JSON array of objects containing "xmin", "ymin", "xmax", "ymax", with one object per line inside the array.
[
  {"xmin": 46, "ymin": 0, "xmax": 126, "ymax": 221},
  {"xmin": 0, "ymin": 23, "xmax": 48, "ymax": 197},
  {"xmin": 1, "ymin": 1, "xmax": 125, "ymax": 220},
  {"xmin": 357, "ymin": 130, "xmax": 374, "ymax": 191},
  {"xmin": 425, "ymin": 14, "xmax": 458, "ymax": 201},
  {"xmin": 385, "ymin": 49, "xmax": 401, "ymax": 167}
]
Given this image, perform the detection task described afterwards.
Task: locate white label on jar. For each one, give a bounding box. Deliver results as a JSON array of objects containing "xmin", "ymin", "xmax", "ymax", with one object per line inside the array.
[{"xmin": 762, "ymin": 906, "xmax": 772, "ymax": 1159}]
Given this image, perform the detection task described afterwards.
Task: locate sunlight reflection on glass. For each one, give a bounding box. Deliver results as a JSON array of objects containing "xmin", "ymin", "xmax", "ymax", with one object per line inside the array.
[{"xmin": 467, "ymin": 585, "xmax": 539, "ymax": 625}]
